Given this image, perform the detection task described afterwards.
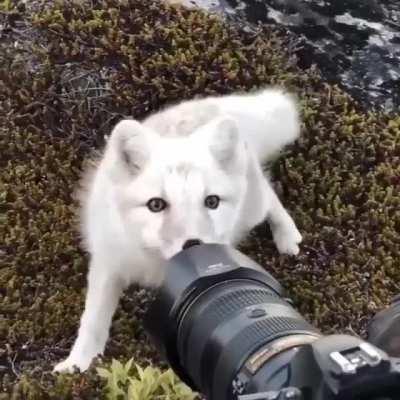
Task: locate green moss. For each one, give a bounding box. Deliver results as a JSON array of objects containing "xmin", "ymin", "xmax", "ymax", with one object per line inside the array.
[
  {"xmin": 1, "ymin": 0, "xmax": 399, "ymax": 398},
  {"xmin": 97, "ymin": 359, "xmax": 198, "ymax": 399}
]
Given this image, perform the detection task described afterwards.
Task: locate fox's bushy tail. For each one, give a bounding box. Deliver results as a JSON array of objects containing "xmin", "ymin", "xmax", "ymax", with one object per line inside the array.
[{"xmin": 242, "ymin": 89, "xmax": 301, "ymax": 164}]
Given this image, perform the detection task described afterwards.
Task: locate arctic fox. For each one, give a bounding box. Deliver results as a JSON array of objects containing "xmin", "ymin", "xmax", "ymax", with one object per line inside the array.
[{"xmin": 54, "ymin": 88, "xmax": 302, "ymax": 373}]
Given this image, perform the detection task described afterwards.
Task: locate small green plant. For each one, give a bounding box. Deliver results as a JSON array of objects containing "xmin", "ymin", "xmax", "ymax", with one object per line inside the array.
[{"xmin": 97, "ymin": 358, "xmax": 199, "ymax": 400}]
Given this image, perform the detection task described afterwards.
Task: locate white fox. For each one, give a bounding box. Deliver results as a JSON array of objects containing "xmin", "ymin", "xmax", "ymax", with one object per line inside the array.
[{"xmin": 54, "ymin": 88, "xmax": 302, "ymax": 373}]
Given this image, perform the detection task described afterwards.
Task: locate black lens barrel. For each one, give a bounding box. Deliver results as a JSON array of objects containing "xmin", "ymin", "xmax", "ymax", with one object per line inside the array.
[
  {"xmin": 144, "ymin": 244, "xmax": 286, "ymax": 387},
  {"xmin": 144, "ymin": 244, "xmax": 319, "ymax": 399},
  {"xmin": 177, "ymin": 279, "xmax": 319, "ymax": 399}
]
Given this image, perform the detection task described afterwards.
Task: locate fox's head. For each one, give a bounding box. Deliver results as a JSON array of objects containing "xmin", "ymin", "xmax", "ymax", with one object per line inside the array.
[{"xmin": 103, "ymin": 116, "xmax": 250, "ymax": 260}]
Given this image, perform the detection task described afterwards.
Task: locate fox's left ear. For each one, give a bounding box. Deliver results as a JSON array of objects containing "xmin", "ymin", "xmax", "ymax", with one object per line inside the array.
[
  {"xmin": 208, "ymin": 117, "xmax": 239, "ymax": 167},
  {"xmin": 108, "ymin": 119, "xmax": 151, "ymax": 176}
]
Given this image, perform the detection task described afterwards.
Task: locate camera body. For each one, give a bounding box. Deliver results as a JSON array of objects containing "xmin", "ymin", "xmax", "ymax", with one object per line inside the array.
[
  {"xmin": 144, "ymin": 244, "xmax": 400, "ymax": 400},
  {"xmin": 236, "ymin": 334, "xmax": 400, "ymax": 400}
]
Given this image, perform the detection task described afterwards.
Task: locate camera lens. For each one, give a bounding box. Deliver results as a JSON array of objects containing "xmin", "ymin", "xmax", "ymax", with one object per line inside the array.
[
  {"xmin": 145, "ymin": 244, "xmax": 400, "ymax": 400},
  {"xmin": 144, "ymin": 244, "xmax": 320, "ymax": 400},
  {"xmin": 176, "ymin": 278, "xmax": 319, "ymax": 399}
]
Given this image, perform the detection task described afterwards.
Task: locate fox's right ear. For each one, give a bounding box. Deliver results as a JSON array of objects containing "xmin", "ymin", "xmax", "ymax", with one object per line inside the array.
[{"xmin": 107, "ymin": 119, "xmax": 150, "ymax": 177}]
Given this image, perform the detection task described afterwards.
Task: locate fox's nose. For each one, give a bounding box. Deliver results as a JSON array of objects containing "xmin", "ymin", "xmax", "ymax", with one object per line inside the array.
[{"xmin": 182, "ymin": 239, "xmax": 203, "ymax": 250}]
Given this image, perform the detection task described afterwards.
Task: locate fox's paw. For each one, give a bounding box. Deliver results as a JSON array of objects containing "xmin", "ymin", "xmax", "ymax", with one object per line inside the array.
[
  {"xmin": 273, "ymin": 224, "xmax": 302, "ymax": 256},
  {"xmin": 53, "ymin": 354, "xmax": 94, "ymax": 374}
]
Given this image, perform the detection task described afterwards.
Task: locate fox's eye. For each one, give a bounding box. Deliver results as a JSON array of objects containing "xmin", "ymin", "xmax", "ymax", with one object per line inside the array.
[
  {"xmin": 147, "ymin": 198, "xmax": 167, "ymax": 212},
  {"xmin": 204, "ymin": 195, "xmax": 220, "ymax": 209}
]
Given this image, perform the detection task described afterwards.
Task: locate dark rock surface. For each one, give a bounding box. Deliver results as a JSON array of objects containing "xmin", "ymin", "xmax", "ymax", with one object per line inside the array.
[{"xmin": 190, "ymin": 0, "xmax": 400, "ymax": 111}]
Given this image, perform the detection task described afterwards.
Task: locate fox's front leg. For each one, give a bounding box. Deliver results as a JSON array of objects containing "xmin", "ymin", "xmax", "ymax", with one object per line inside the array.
[
  {"xmin": 54, "ymin": 258, "xmax": 124, "ymax": 373},
  {"xmin": 265, "ymin": 182, "xmax": 302, "ymax": 255}
]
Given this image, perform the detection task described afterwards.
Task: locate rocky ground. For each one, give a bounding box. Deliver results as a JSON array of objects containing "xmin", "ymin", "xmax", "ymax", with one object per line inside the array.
[
  {"xmin": 1, "ymin": 0, "xmax": 399, "ymax": 398},
  {"xmin": 183, "ymin": 0, "xmax": 400, "ymax": 112}
]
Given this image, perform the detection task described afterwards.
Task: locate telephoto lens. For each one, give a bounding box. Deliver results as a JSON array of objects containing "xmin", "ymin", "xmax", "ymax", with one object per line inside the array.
[
  {"xmin": 144, "ymin": 243, "xmax": 321, "ymax": 400},
  {"xmin": 144, "ymin": 244, "xmax": 400, "ymax": 400}
]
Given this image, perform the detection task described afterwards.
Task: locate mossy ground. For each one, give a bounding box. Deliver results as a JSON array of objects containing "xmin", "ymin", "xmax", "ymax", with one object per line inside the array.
[{"xmin": 1, "ymin": 0, "xmax": 399, "ymax": 398}]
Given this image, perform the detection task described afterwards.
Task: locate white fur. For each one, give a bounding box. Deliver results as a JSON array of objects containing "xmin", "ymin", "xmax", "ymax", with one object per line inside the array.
[{"xmin": 53, "ymin": 88, "xmax": 302, "ymax": 373}]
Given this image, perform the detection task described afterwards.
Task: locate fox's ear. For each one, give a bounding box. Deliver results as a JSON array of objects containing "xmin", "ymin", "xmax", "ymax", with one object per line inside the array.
[
  {"xmin": 108, "ymin": 119, "xmax": 150, "ymax": 175},
  {"xmin": 208, "ymin": 117, "xmax": 239, "ymax": 167}
]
